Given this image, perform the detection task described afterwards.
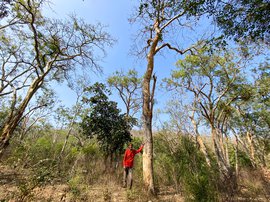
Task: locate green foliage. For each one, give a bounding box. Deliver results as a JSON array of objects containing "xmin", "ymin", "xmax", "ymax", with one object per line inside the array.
[
  {"xmin": 229, "ymin": 148, "xmax": 253, "ymax": 168},
  {"xmin": 138, "ymin": 0, "xmax": 207, "ymax": 20},
  {"xmin": 230, "ymin": 62, "xmax": 270, "ymax": 166},
  {"xmin": 80, "ymin": 82, "xmax": 132, "ymax": 156},
  {"xmin": 82, "ymin": 142, "xmax": 99, "ymax": 156},
  {"xmin": 165, "ymin": 46, "xmax": 247, "ymax": 131},
  {"xmin": 154, "ymin": 133, "xmax": 219, "ymax": 201},
  {"xmin": 28, "ymin": 136, "xmax": 58, "ymax": 163},
  {"xmin": 208, "ymin": 0, "xmax": 270, "ymax": 42}
]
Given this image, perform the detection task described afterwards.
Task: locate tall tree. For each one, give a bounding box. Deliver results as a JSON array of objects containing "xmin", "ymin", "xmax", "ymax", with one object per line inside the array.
[
  {"xmin": 132, "ymin": 0, "xmax": 207, "ymax": 193},
  {"xmin": 0, "ymin": 0, "xmax": 113, "ymax": 154},
  {"xmin": 80, "ymin": 83, "xmax": 132, "ymax": 165}
]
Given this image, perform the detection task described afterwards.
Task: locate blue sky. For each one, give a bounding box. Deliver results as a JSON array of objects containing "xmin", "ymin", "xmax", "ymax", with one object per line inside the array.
[{"xmin": 44, "ymin": 0, "xmax": 181, "ymax": 120}]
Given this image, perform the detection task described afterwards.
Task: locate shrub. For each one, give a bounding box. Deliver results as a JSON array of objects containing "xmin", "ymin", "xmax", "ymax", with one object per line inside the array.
[{"xmin": 154, "ymin": 133, "xmax": 219, "ymax": 201}]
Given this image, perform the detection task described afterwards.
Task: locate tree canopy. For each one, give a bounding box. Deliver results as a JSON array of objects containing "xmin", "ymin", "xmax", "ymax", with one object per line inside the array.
[
  {"xmin": 80, "ymin": 83, "xmax": 132, "ymax": 156},
  {"xmin": 208, "ymin": 0, "xmax": 270, "ymax": 42}
]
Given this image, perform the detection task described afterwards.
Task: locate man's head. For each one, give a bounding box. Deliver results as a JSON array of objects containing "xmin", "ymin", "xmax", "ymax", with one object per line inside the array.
[{"xmin": 128, "ymin": 143, "xmax": 133, "ymax": 149}]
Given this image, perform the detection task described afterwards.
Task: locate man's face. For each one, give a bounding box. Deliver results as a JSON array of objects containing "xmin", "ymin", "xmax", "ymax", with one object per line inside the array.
[{"xmin": 128, "ymin": 144, "xmax": 133, "ymax": 149}]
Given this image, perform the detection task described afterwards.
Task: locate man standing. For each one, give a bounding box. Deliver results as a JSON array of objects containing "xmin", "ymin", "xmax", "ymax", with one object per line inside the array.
[{"xmin": 123, "ymin": 143, "xmax": 144, "ymax": 189}]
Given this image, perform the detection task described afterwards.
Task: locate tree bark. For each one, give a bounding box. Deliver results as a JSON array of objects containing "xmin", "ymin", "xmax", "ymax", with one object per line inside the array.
[
  {"xmin": 142, "ymin": 116, "xmax": 155, "ymax": 194},
  {"xmin": 0, "ymin": 75, "xmax": 45, "ymax": 156},
  {"xmin": 246, "ymin": 131, "xmax": 256, "ymax": 167},
  {"xmin": 142, "ymin": 32, "xmax": 159, "ymax": 195},
  {"xmin": 189, "ymin": 113, "xmax": 211, "ymax": 166},
  {"xmin": 211, "ymin": 127, "xmax": 230, "ymax": 174},
  {"xmin": 196, "ymin": 135, "xmax": 211, "ymax": 167}
]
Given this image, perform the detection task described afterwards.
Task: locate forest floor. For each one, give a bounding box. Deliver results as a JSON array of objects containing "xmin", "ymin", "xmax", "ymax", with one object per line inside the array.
[
  {"xmin": 0, "ymin": 165, "xmax": 184, "ymax": 202},
  {"xmin": 1, "ymin": 164, "xmax": 270, "ymax": 201}
]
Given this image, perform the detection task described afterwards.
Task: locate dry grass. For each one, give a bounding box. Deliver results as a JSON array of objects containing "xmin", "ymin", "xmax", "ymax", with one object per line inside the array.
[
  {"xmin": 237, "ymin": 168, "xmax": 270, "ymax": 201},
  {"xmin": 0, "ymin": 164, "xmax": 185, "ymax": 202}
]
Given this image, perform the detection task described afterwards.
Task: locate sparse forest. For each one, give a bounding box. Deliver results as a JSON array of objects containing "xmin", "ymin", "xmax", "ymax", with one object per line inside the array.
[{"xmin": 0, "ymin": 0, "xmax": 269, "ymax": 201}]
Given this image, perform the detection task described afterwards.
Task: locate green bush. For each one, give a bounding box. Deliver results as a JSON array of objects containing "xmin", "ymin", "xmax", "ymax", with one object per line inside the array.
[
  {"xmin": 154, "ymin": 133, "xmax": 219, "ymax": 201},
  {"xmin": 82, "ymin": 141, "xmax": 99, "ymax": 157}
]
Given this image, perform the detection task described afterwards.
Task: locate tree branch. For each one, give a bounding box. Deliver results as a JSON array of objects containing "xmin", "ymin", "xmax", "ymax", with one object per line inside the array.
[{"xmin": 155, "ymin": 43, "xmax": 194, "ymax": 55}]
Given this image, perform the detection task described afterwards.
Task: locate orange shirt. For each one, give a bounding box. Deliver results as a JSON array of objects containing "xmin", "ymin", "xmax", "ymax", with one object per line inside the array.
[{"xmin": 123, "ymin": 145, "xmax": 144, "ymax": 168}]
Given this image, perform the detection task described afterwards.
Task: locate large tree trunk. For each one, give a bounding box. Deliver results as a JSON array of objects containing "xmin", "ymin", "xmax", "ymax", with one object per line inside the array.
[
  {"xmin": 0, "ymin": 76, "xmax": 44, "ymax": 156},
  {"xmin": 211, "ymin": 127, "xmax": 237, "ymax": 196},
  {"xmin": 142, "ymin": 33, "xmax": 159, "ymax": 194},
  {"xmin": 142, "ymin": 116, "xmax": 155, "ymax": 194}
]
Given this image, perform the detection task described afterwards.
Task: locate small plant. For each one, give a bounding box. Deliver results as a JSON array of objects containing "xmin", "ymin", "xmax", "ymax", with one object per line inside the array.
[{"xmin": 68, "ymin": 174, "xmax": 83, "ymax": 197}]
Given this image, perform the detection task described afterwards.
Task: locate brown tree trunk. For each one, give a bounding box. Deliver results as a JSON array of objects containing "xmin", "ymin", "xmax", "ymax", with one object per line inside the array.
[
  {"xmin": 142, "ymin": 33, "xmax": 159, "ymax": 195},
  {"xmin": 142, "ymin": 116, "xmax": 155, "ymax": 194},
  {"xmin": 0, "ymin": 76, "xmax": 44, "ymax": 156}
]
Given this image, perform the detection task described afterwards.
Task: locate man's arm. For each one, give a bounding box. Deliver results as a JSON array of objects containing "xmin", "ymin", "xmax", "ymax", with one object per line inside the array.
[{"xmin": 135, "ymin": 144, "xmax": 144, "ymax": 154}]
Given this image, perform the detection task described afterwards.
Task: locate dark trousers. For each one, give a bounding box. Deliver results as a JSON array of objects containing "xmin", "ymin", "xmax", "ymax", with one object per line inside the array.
[{"xmin": 123, "ymin": 167, "xmax": 133, "ymax": 189}]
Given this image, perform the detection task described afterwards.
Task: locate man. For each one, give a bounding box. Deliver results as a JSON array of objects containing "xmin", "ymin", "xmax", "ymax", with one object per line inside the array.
[{"xmin": 122, "ymin": 143, "xmax": 144, "ymax": 189}]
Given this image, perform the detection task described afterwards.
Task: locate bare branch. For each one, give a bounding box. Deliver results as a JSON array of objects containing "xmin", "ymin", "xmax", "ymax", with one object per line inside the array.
[
  {"xmin": 160, "ymin": 10, "xmax": 186, "ymax": 32},
  {"xmin": 155, "ymin": 43, "xmax": 195, "ymax": 55}
]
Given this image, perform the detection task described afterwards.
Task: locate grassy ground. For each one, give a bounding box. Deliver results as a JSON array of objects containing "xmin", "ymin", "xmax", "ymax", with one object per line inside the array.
[
  {"xmin": 1, "ymin": 164, "xmax": 270, "ymax": 201},
  {"xmin": 0, "ymin": 165, "xmax": 184, "ymax": 202}
]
